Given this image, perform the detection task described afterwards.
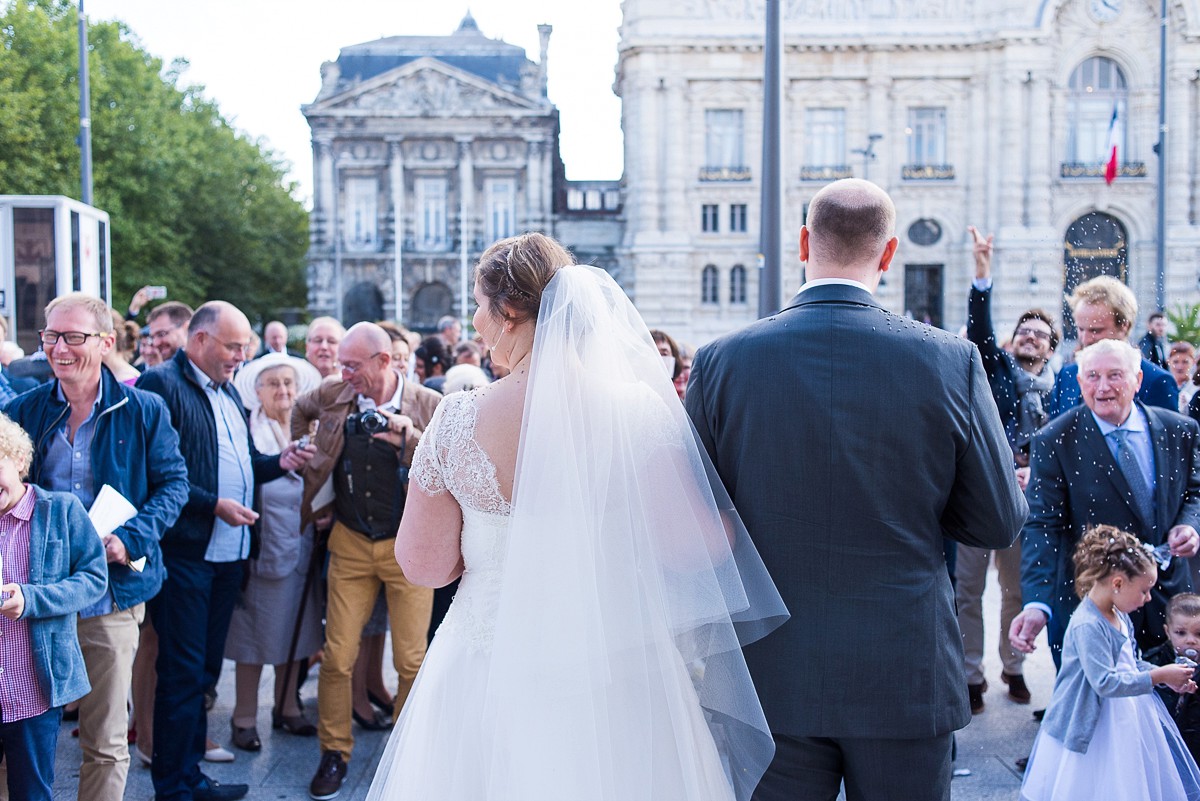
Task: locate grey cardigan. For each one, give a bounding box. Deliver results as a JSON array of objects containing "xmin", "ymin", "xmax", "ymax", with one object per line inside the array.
[{"xmin": 1041, "ymin": 596, "xmax": 1156, "ymax": 752}]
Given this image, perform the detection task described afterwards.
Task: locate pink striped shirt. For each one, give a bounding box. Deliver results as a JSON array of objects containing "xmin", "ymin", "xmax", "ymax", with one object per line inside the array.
[{"xmin": 0, "ymin": 486, "xmax": 50, "ymax": 722}]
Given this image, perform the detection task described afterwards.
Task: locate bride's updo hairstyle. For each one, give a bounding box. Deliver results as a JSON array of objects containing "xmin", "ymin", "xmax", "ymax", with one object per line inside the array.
[{"xmin": 475, "ymin": 233, "xmax": 575, "ymax": 324}]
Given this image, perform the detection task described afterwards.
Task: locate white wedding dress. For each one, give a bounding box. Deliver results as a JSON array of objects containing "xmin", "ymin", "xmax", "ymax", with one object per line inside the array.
[{"xmin": 367, "ymin": 265, "xmax": 786, "ymax": 801}]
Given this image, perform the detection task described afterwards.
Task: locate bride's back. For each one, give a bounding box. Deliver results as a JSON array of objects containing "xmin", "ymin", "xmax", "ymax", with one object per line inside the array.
[{"xmin": 463, "ymin": 374, "xmax": 526, "ymax": 506}]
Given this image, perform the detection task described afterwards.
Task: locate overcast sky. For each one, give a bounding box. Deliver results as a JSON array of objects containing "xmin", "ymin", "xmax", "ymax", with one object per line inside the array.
[{"xmin": 85, "ymin": 0, "xmax": 625, "ymax": 206}]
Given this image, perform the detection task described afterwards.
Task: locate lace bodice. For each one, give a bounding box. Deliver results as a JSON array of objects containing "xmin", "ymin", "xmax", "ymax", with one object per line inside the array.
[
  {"xmin": 410, "ymin": 392, "xmax": 511, "ymax": 650},
  {"xmin": 411, "ymin": 392, "xmax": 511, "ymax": 517}
]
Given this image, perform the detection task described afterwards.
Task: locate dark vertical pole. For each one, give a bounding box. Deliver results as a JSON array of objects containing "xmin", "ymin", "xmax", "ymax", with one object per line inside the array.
[
  {"xmin": 1155, "ymin": 0, "xmax": 1167, "ymax": 311},
  {"xmin": 78, "ymin": 0, "xmax": 93, "ymax": 205},
  {"xmin": 758, "ymin": 0, "xmax": 783, "ymax": 317}
]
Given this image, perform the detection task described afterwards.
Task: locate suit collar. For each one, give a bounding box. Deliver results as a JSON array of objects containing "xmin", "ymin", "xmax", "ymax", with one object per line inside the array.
[{"xmin": 779, "ymin": 282, "xmax": 882, "ymax": 314}]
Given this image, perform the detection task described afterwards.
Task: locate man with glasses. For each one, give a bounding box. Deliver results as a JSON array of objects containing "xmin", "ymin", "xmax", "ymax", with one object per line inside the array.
[
  {"xmin": 291, "ymin": 322, "xmax": 441, "ymax": 800},
  {"xmin": 136, "ymin": 301, "xmax": 315, "ymax": 801},
  {"xmin": 146, "ymin": 301, "xmax": 193, "ymax": 364},
  {"xmin": 4, "ymin": 293, "xmax": 189, "ymax": 801},
  {"xmin": 956, "ymin": 227, "xmax": 1061, "ymax": 715}
]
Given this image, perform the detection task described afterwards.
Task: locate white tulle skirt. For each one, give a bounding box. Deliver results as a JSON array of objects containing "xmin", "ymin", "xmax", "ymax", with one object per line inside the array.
[
  {"xmin": 365, "ymin": 626, "xmax": 737, "ymax": 801},
  {"xmin": 1021, "ymin": 690, "xmax": 1200, "ymax": 801}
]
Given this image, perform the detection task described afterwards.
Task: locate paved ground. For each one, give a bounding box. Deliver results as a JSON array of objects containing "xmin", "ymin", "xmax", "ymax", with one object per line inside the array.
[{"xmin": 48, "ymin": 564, "xmax": 1049, "ymax": 800}]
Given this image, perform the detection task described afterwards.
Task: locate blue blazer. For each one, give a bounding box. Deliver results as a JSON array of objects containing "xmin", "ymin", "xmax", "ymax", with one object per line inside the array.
[{"xmin": 18, "ymin": 488, "xmax": 108, "ymax": 707}]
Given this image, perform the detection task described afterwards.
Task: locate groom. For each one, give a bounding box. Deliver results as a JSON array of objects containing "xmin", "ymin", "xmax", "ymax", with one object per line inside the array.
[{"xmin": 685, "ymin": 179, "xmax": 1027, "ymax": 801}]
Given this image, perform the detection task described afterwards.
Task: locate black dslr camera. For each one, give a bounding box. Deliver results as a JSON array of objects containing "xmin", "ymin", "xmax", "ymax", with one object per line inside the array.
[{"xmin": 345, "ymin": 409, "xmax": 389, "ymax": 436}]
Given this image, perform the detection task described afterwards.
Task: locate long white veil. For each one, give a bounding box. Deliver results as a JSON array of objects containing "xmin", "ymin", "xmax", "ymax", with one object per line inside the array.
[{"xmin": 478, "ymin": 265, "xmax": 787, "ymax": 800}]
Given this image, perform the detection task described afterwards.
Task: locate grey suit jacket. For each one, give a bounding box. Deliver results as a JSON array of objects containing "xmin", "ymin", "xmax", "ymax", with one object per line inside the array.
[
  {"xmin": 1021, "ymin": 402, "xmax": 1200, "ymax": 648},
  {"xmin": 685, "ymin": 283, "xmax": 1026, "ymax": 739}
]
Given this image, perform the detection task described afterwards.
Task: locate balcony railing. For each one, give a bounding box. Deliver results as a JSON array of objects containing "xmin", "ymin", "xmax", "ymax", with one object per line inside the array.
[
  {"xmin": 902, "ymin": 164, "xmax": 955, "ymax": 181},
  {"xmin": 699, "ymin": 166, "xmax": 753, "ymax": 182},
  {"xmin": 800, "ymin": 165, "xmax": 853, "ymax": 181},
  {"xmin": 1060, "ymin": 162, "xmax": 1148, "ymax": 179}
]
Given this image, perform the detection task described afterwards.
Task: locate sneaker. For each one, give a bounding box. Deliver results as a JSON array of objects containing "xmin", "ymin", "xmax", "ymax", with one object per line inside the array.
[
  {"xmin": 310, "ymin": 750, "xmax": 347, "ymax": 800},
  {"xmin": 1001, "ymin": 671, "xmax": 1032, "ymax": 703},
  {"xmin": 968, "ymin": 679, "xmax": 987, "ymax": 714}
]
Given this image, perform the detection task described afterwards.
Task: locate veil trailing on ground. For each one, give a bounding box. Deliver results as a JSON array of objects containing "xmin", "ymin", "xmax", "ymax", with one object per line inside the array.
[{"xmin": 479, "ymin": 265, "xmax": 788, "ymax": 800}]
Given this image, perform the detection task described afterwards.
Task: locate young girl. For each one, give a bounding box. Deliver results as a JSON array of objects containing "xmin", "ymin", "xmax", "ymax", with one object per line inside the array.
[{"xmin": 1022, "ymin": 525, "xmax": 1200, "ymax": 801}]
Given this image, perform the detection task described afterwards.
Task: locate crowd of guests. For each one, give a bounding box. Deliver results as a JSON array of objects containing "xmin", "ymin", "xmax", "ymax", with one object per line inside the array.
[
  {"xmin": 0, "ymin": 285, "xmax": 691, "ymax": 801},
  {"xmin": 958, "ymin": 226, "xmax": 1200, "ymax": 797}
]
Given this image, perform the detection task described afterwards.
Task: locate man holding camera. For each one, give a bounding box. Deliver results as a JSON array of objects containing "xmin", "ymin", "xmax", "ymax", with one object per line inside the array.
[{"xmin": 292, "ymin": 322, "xmax": 441, "ymax": 801}]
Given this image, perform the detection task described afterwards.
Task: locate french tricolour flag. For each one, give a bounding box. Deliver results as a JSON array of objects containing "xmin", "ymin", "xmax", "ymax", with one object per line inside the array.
[{"xmin": 1104, "ymin": 104, "xmax": 1120, "ymax": 185}]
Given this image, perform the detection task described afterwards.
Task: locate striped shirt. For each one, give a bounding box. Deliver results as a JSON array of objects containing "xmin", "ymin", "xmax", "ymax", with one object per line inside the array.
[{"xmin": 0, "ymin": 485, "xmax": 50, "ymax": 722}]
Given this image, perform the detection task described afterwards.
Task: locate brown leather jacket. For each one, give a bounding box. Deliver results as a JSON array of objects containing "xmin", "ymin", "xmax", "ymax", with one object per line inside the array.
[{"xmin": 291, "ymin": 372, "xmax": 443, "ymax": 528}]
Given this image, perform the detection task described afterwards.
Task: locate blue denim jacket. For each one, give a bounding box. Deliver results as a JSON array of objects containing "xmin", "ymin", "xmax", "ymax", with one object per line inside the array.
[
  {"xmin": 17, "ymin": 487, "xmax": 108, "ymax": 707},
  {"xmin": 5, "ymin": 366, "xmax": 190, "ymax": 609}
]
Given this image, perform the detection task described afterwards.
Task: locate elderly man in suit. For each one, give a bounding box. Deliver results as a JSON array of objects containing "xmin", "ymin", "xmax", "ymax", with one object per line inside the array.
[
  {"xmin": 686, "ymin": 178, "xmax": 1026, "ymax": 801},
  {"xmin": 1011, "ymin": 338, "xmax": 1200, "ymax": 664}
]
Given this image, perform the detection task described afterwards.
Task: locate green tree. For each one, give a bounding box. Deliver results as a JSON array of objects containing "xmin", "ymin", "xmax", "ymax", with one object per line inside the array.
[{"xmin": 0, "ymin": 0, "xmax": 308, "ymax": 324}]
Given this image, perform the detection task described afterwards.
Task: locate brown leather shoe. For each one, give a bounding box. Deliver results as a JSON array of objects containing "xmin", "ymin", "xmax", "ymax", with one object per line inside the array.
[
  {"xmin": 309, "ymin": 751, "xmax": 347, "ymax": 800},
  {"xmin": 968, "ymin": 679, "xmax": 987, "ymax": 714},
  {"xmin": 1002, "ymin": 671, "xmax": 1032, "ymax": 703}
]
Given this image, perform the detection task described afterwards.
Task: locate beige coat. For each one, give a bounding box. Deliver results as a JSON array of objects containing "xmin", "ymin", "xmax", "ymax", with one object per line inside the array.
[{"xmin": 291, "ymin": 372, "xmax": 443, "ymax": 528}]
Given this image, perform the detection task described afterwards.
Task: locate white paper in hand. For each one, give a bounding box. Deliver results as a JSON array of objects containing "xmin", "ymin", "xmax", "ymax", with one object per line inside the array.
[
  {"xmin": 89, "ymin": 485, "xmax": 146, "ymax": 573},
  {"xmin": 89, "ymin": 484, "xmax": 138, "ymax": 537}
]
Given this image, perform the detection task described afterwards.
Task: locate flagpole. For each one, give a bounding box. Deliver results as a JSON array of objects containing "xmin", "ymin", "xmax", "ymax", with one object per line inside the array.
[{"xmin": 1155, "ymin": 0, "xmax": 1167, "ymax": 311}]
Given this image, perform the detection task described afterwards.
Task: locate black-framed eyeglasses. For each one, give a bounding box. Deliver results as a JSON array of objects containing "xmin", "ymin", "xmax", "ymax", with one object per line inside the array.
[{"xmin": 39, "ymin": 329, "xmax": 105, "ymax": 347}]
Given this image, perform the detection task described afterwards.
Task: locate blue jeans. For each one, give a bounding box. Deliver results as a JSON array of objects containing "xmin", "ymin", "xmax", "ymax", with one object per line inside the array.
[
  {"xmin": 0, "ymin": 706, "xmax": 63, "ymax": 801},
  {"xmin": 150, "ymin": 553, "xmax": 243, "ymax": 801}
]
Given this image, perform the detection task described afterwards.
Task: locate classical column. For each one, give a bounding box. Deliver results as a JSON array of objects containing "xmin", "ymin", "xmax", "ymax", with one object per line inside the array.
[
  {"xmin": 525, "ymin": 137, "xmax": 545, "ymax": 230},
  {"xmin": 388, "ymin": 138, "xmax": 405, "ymax": 322},
  {"xmin": 1167, "ymin": 68, "xmax": 1191, "ymax": 227},
  {"xmin": 457, "ymin": 137, "xmax": 475, "ymax": 325},
  {"xmin": 1028, "ymin": 74, "xmax": 1053, "ymax": 227},
  {"xmin": 662, "ymin": 75, "xmax": 689, "ymax": 235}
]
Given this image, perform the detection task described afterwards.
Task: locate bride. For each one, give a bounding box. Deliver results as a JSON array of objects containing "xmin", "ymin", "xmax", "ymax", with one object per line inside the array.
[{"xmin": 367, "ymin": 233, "xmax": 787, "ymax": 801}]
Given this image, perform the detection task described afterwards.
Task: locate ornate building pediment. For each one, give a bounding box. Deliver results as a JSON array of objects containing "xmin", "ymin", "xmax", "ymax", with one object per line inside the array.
[{"xmin": 306, "ymin": 58, "xmax": 542, "ymax": 118}]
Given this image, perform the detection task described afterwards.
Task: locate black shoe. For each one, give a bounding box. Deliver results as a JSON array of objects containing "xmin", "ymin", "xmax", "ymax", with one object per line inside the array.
[
  {"xmin": 1015, "ymin": 756, "xmax": 1029, "ymax": 772},
  {"xmin": 352, "ymin": 707, "xmax": 392, "ymax": 731},
  {"xmin": 204, "ymin": 687, "xmax": 218, "ymax": 712},
  {"xmin": 62, "ymin": 705, "xmax": 80, "ymax": 722},
  {"xmin": 309, "ymin": 750, "xmax": 347, "ymax": 800},
  {"xmin": 1032, "ymin": 707, "xmax": 1045, "ymax": 722},
  {"xmin": 192, "ymin": 774, "xmax": 249, "ymax": 801},
  {"xmin": 367, "ymin": 690, "xmax": 394, "ymax": 716},
  {"xmin": 968, "ymin": 679, "xmax": 987, "ymax": 714}
]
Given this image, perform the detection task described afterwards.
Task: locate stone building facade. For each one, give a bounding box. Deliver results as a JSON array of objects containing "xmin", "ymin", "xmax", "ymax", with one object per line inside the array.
[
  {"xmin": 617, "ymin": 0, "xmax": 1200, "ymax": 345},
  {"xmin": 302, "ymin": 14, "xmax": 622, "ymax": 329}
]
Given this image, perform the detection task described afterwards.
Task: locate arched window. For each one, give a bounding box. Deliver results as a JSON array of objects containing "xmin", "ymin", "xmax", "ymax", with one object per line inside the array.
[
  {"xmin": 729, "ymin": 264, "xmax": 747, "ymax": 304},
  {"xmin": 701, "ymin": 265, "xmax": 719, "ymax": 305},
  {"xmin": 1068, "ymin": 57, "xmax": 1128, "ymax": 165}
]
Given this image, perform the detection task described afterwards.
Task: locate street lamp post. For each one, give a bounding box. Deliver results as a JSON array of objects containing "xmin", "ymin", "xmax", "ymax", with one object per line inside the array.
[
  {"xmin": 1154, "ymin": 0, "xmax": 1167, "ymax": 311},
  {"xmin": 78, "ymin": 0, "xmax": 93, "ymax": 205},
  {"xmin": 758, "ymin": 0, "xmax": 783, "ymax": 317},
  {"xmin": 851, "ymin": 134, "xmax": 883, "ymax": 183}
]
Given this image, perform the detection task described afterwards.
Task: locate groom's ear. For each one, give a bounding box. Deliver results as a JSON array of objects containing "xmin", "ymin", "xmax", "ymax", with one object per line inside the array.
[
  {"xmin": 878, "ymin": 236, "xmax": 899, "ymax": 273},
  {"xmin": 799, "ymin": 226, "xmax": 810, "ymax": 263}
]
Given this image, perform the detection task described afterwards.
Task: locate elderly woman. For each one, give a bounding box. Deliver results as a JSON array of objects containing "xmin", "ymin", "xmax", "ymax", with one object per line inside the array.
[{"xmin": 224, "ymin": 353, "xmax": 323, "ymax": 750}]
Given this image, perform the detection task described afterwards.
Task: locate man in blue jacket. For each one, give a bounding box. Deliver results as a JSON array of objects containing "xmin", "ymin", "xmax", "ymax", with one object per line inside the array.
[
  {"xmin": 4, "ymin": 292, "xmax": 189, "ymax": 801},
  {"xmin": 1048, "ymin": 275, "xmax": 1178, "ymax": 417},
  {"xmin": 137, "ymin": 301, "xmax": 313, "ymax": 801}
]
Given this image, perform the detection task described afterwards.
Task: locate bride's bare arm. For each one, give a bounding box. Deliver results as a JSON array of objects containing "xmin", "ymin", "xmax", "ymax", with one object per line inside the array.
[{"xmin": 396, "ymin": 488, "xmax": 464, "ymax": 587}]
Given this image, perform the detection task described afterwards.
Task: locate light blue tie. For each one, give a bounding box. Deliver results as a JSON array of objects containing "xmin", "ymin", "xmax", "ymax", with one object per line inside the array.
[{"xmin": 1109, "ymin": 429, "xmax": 1155, "ymax": 528}]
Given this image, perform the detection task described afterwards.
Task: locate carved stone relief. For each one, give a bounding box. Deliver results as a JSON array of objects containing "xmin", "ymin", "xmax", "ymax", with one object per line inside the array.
[{"xmin": 349, "ymin": 70, "xmax": 519, "ymax": 115}]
